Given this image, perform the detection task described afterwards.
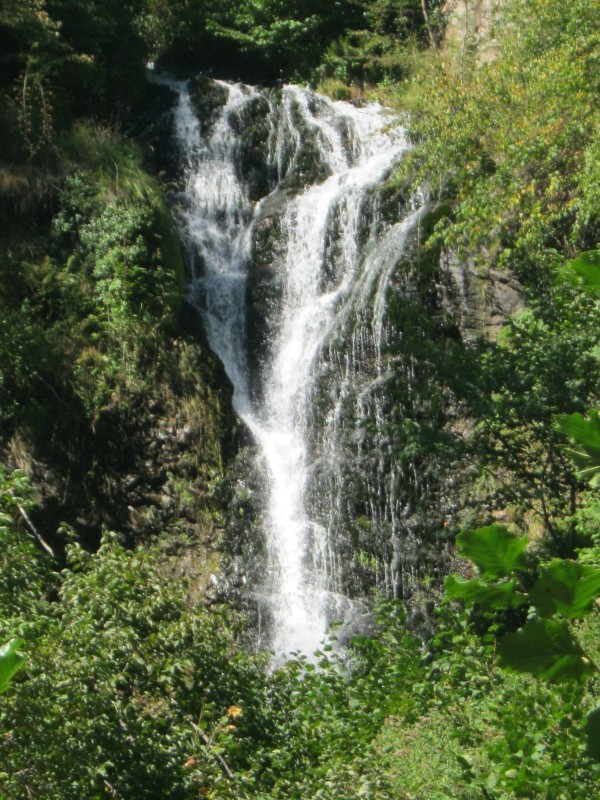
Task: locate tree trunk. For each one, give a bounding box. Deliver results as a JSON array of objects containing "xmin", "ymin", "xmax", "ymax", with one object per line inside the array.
[{"xmin": 421, "ymin": 0, "xmax": 438, "ymax": 50}]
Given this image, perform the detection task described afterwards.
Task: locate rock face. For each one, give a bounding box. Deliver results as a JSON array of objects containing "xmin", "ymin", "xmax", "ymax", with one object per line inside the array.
[
  {"xmin": 188, "ymin": 75, "xmax": 229, "ymax": 133},
  {"xmin": 438, "ymin": 248, "xmax": 524, "ymax": 340},
  {"xmin": 235, "ymin": 94, "xmax": 273, "ymax": 200},
  {"xmin": 245, "ymin": 193, "xmax": 288, "ymax": 401},
  {"xmin": 4, "ymin": 300, "xmax": 235, "ymax": 603},
  {"xmin": 443, "ymin": 0, "xmax": 503, "ymax": 63}
]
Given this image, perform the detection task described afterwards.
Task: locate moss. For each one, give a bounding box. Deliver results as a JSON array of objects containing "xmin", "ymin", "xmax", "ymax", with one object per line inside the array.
[
  {"xmin": 188, "ymin": 75, "xmax": 229, "ymax": 132},
  {"xmin": 282, "ymin": 136, "xmax": 331, "ymax": 192},
  {"xmin": 316, "ymin": 78, "xmax": 352, "ymax": 101},
  {"xmin": 236, "ymin": 94, "xmax": 274, "ymax": 199}
]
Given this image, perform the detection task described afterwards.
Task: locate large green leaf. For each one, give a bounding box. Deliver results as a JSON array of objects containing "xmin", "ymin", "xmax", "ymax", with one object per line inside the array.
[
  {"xmin": 0, "ymin": 639, "xmax": 26, "ymax": 694},
  {"xmin": 555, "ymin": 411, "xmax": 600, "ymax": 488},
  {"xmin": 566, "ymin": 250, "xmax": 600, "ymax": 294},
  {"xmin": 584, "ymin": 705, "xmax": 600, "ymax": 761},
  {"xmin": 456, "ymin": 525, "xmax": 529, "ymax": 580},
  {"xmin": 497, "ymin": 620, "xmax": 594, "ymax": 683},
  {"xmin": 444, "ymin": 575, "xmax": 527, "ymax": 610},
  {"xmin": 529, "ymin": 559, "xmax": 600, "ymax": 619}
]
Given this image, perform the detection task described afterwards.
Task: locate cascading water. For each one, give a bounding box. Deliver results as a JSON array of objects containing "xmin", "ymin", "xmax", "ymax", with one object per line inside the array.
[{"xmin": 163, "ymin": 73, "xmax": 425, "ymax": 657}]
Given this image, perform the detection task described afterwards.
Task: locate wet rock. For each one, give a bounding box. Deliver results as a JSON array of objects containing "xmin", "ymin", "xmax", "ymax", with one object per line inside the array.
[
  {"xmin": 245, "ymin": 211, "xmax": 286, "ymax": 401},
  {"xmin": 235, "ymin": 94, "xmax": 274, "ymax": 200},
  {"xmin": 334, "ymin": 611, "xmax": 377, "ymax": 647},
  {"xmin": 281, "ymin": 133, "xmax": 331, "ymax": 192},
  {"xmin": 188, "ymin": 75, "xmax": 228, "ymax": 134}
]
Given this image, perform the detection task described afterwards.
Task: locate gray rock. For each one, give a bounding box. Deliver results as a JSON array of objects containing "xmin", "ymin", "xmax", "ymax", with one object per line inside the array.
[{"xmin": 438, "ymin": 248, "xmax": 524, "ymax": 340}]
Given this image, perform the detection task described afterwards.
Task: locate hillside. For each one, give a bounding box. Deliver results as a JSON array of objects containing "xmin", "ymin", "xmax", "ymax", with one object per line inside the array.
[{"xmin": 1, "ymin": 1, "xmax": 599, "ymax": 798}]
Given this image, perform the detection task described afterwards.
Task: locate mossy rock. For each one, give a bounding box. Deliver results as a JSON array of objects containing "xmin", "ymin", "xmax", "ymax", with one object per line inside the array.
[
  {"xmin": 246, "ymin": 213, "xmax": 286, "ymax": 401},
  {"xmin": 282, "ymin": 134, "xmax": 331, "ymax": 192},
  {"xmin": 234, "ymin": 95, "xmax": 274, "ymax": 200},
  {"xmin": 188, "ymin": 75, "xmax": 228, "ymax": 134}
]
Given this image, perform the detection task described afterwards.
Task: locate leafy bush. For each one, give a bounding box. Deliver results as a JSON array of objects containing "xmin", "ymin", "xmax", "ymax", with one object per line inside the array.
[
  {"xmin": 0, "ymin": 534, "xmax": 278, "ymax": 799},
  {"xmin": 400, "ymin": 0, "xmax": 600, "ymax": 275},
  {"xmin": 0, "ymin": 467, "xmax": 55, "ymax": 624}
]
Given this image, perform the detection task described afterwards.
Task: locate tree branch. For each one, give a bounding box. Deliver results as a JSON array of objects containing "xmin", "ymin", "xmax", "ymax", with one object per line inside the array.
[
  {"xmin": 13, "ymin": 498, "xmax": 55, "ymax": 558},
  {"xmin": 189, "ymin": 720, "xmax": 235, "ymax": 781}
]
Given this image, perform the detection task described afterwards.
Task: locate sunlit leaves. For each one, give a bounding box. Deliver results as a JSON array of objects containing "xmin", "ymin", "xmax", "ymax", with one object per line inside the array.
[
  {"xmin": 446, "ymin": 524, "xmax": 599, "ymax": 692},
  {"xmin": 564, "ymin": 251, "xmax": 600, "ymax": 295},
  {"xmin": 529, "ymin": 559, "xmax": 600, "ymax": 619},
  {"xmin": 402, "ymin": 0, "xmax": 600, "ymax": 274},
  {"xmin": 444, "ymin": 575, "xmax": 526, "ymax": 610},
  {"xmin": 455, "ymin": 524, "xmax": 528, "ymax": 580},
  {"xmin": 555, "ymin": 411, "xmax": 600, "ymax": 488},
  {"xmin": 0, "ymin": 639, "xmax": 26, "ymax": 694},
  {"xmin": 0, "ymin": 535, "xmax": 278, "ymax": 798},
  {"xmin": 497, "ymin": 619, "xmax": 594, "ymax": 684}
]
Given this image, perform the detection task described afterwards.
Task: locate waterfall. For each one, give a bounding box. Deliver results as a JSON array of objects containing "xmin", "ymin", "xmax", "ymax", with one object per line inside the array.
[{"xmin": 165, "ymin": 74, "xmax": 423, "ymax": 657}]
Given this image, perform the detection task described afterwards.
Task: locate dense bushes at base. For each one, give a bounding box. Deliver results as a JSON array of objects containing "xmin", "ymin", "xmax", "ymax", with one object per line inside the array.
[
  {"xmin": 0, "ymin": 536, "xmax": 272, "ymax": 799},
  {"xmin": 1, "ymin": 496, "xmax": 598, "ymax": 798}
]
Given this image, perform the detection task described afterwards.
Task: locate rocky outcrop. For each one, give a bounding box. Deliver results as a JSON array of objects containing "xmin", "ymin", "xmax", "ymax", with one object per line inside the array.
[
  {"xmin": 443, "ymin": 0, "xmax": 503, "ymax": 63},
  {"xmin": 188, "ymin": 75, "xmax": 229, "ymax": 133},
  {"xmin": 4, "ymin": 302, "xmax": 235, "ymax": 601},
  {"xmin": 235, "ymin": 94, "xmax": 273, "ymax": 200},
  {"xmin": 438, "ymin": 248, "xmax": 524, "ymax": 340},
  {"xmin": 245, "ymin": 191, "xmax": 293, "ymax": 400}
]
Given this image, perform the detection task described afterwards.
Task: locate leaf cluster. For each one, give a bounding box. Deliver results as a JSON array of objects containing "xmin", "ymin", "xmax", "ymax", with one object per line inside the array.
[{"xmin": 399, "ymin": 0, "xmax": 600, "ymax": 275}]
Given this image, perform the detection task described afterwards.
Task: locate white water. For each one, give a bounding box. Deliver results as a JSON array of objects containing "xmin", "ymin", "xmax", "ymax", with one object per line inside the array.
[{"xmin": 167, "ymin": 75, "xmax": 420, "ymax": 657}]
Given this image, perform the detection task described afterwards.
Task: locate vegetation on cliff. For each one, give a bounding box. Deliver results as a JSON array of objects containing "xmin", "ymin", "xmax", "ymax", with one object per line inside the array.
[{"xmin": 1, "ymin": 1, "xmax": 599, "ymax": 798}]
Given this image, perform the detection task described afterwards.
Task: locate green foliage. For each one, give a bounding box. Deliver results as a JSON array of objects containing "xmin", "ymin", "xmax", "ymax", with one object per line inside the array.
[
  {"xmin": 444, "ymin": 575, "xmax": 526, "ymax": 611},
  {"xmin": 0, "ymin": 468, "xmax": 54, "ymax": 623},
  {"xmin": 468, "ymin": 278, "xmax": 600, "ymax": 552},
  {"xmin": 455, "ymin": 524, "xmax": 528, "ymax": 580},
  {"xmin": 529, "ymin": 559, "xmax": 600, "ymax": 619},
  {"xmin": 0, "ymin": 1, "xmax": 149, "ymax": 163},
  {"xmin": 446, "ymin": 524, "xmax": 599, "ymax": 684},
  {"xmin": 316, "ymin": 0, "xmax": 445, "ymax": 87},
  {"xmin": 136, "ymin": 0, "xmax": 446, "ymax": 84},
  {"xmin": 0, "ymin": 640, "xmax": 26, "ymax": 695},
  {"xmin": 585, "ymin": 706, "xmax": 600, "ymax": 761},
  {"xmin": 0, "ymin": 498, "xmax": 598, "ymax": 798},
  {"xmin": 1, "ymin": 2, "xmax": 599, "ymax": 798},
  {"xmin": 367, "ymin": 604, "xmax": 600, "ymax": 800},
  {"xmin": 562, "ymin": 250, "xmax": 600, "ymax": 295},
  {"xmin": 1, "ymin": 119, "xmax": 184, "ymax": 430},
  {"xmin": 0, "ymin": 534, "xmax": 278, "ymax": 799},
  {"xmin": 556, "ymin": 411, "xmax": 600, "ymax": 488},
  {"xmin": 400, "ymin": 0, "xmax": 600, "ymax": 274},
  {"xmin": 141, "ymin": 0, "xmax": 364, "ymax": 81},
  {"xmin": 497, "ymin": 619, "xmax": 594, "ymax": 684}
]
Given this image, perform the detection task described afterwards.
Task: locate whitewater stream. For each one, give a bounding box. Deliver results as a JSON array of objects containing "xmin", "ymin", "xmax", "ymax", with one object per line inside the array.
[{"xmin": 160, "ymin": 73, "xmax": 424, "ymax": 657}]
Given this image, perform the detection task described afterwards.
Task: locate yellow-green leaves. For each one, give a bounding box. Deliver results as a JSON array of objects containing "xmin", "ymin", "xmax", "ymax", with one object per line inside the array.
[
  {"xmin": 563, "ymin": 251, "xmax": 600, "ymax": 295},
  {"xmin": 402, "ymin": 0, "xmax": 600, "ymax": 274},
  {"xmin": 445, "ymin": 524, "xmax": 599, "ymax": 688},
  {"xmin": 444, "ymin": 575, "xmax": 526, "ymax": 610}
]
